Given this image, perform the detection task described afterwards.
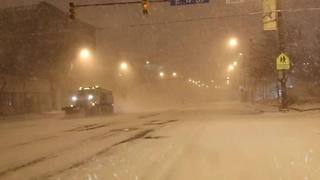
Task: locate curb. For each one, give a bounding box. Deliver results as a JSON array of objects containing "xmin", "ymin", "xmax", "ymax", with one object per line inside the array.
[{"xmin": 288, "ymin": 107, "xmax": 320, "ymax": 112}]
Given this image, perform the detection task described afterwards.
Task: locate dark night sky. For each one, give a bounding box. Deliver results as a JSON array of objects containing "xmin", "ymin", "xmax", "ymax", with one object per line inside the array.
[{"xmin": 0, "ymin": 0, "xmax": 264, "ymax": 82}]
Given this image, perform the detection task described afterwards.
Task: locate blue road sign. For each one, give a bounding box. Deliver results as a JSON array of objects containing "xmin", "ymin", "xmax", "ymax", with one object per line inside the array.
[{"xmin": 170, "ymin": 0, "xmax": 210, "ymax": 6}]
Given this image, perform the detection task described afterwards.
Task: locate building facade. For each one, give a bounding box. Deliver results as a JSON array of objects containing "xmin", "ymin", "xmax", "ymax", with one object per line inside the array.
[{"xmin": 0, "ymin": 2, "xmax": 96, "ymax": 115}]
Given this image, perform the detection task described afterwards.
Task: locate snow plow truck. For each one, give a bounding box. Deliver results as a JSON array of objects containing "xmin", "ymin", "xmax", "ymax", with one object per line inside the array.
[{"xmin": 62, "ymin": 86, "xmax": 114, "ymax": 115}]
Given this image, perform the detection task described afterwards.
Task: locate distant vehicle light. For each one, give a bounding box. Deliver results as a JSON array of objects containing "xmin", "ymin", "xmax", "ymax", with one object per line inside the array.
[
  {"xmin": 88, "ymin": 95, "xmax": 94, "ymax": 100},
  {"xmin": 72, "ymin": 96, "xmax": 77, "ymax": 101}
]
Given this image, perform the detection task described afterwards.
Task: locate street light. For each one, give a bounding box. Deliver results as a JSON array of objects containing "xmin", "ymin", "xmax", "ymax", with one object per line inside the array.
[
  {"xmin": 120, "ymin": 62, "xmax": 129, "ymax": 71},
  {"xmin": 172, "ymin": 72, "xmax": 177, "ymax": 78},
  {"xmin": 233, "ymin": 61, "xmax": 238, "ymax": 66},
  {"xmin": 146, "ymin": 61, "xmax": 150, "ymax": 65},
  {"xmin": 228, "ymin": 64, "xmax": 235, "ymax": 72},
  {"xmin": 79, "ymin": 48, "xmax": 91, "ymax": 60},
  {"xmin": 159, "ymin": 72, "xmax": 165, "ymax": 78},
  {"xmin": 228, "ymin": 38, "xmax": 238, "ymax": 48}
]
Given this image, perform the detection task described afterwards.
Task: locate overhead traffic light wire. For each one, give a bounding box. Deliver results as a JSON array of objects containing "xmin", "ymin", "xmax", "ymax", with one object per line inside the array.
[{"xmin": 126, "ymin": 7, "xmax": 320, "ymax": 28}]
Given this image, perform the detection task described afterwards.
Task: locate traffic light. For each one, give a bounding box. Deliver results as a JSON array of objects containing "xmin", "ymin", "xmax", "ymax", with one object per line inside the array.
[
  {"xmin": 69, "ymin": 2, "xmax": 76, "ymax": 20},
  {"xmin": 142, "ymin": 0, "xmax": 149, "ymax": 15}
]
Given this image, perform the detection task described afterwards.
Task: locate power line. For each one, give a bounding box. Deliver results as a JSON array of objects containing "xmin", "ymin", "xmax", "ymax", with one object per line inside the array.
[{"xmin": 93, "ymin": 7, "xmax": 320, "ymax": 29}]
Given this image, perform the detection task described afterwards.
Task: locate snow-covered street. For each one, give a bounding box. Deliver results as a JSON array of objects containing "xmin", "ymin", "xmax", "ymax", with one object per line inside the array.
[{"xmin": 1, "ymin": 102, "xmax": 320, "ymax": 180}]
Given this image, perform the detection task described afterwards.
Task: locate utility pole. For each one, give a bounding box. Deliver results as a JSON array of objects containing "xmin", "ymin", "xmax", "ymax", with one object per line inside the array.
[
  {"xmin": 277, "ymin": 0, "xmax": 288, "ymax": 111},
  {"xmin": 248, "ymin": 38, "xmax": 254, "ymax": 103}
]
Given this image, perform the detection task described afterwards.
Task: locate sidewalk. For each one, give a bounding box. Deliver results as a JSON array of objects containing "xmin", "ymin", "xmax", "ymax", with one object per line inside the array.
[
  {"xmin": 244, "ymin": 103, "xmax": 279, "ymax": 113},
  {"xmin": 246, "ymin": 102, "xmax": 320, "ymax": 113},
  {"xmin": 288, "ymin": 103, "xmax": 320, "ymax": 112}
]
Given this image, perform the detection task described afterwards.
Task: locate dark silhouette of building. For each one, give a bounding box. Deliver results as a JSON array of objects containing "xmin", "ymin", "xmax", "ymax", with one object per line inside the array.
[{"xmin": 0, "ymin": 2, "xmax": 96, "ymax": 115}]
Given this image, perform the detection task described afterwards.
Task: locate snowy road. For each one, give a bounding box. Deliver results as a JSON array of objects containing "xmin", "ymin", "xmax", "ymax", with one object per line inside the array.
[{"xmin": 1, "ymin": 102, "xmax": 320, "ymax": 180}]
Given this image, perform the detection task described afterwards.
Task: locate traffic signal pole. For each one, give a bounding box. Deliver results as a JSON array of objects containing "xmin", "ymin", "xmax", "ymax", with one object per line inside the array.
[
  {"xmin": 69, "ymin": 0, "xmax": 168, "ymax": 19},
  {"xmin": 73, "ymin": 0, "xmax": 167, "ymax": 7},
  {"xmin": 277, "ymin": 0, "xmax": 288, "ymax": 111}
]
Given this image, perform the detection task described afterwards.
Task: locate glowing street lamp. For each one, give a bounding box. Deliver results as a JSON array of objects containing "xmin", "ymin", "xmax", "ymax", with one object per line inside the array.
[
  {"xmin": 228, "ymin": 38, "xmax": 238, "ymax": 48},
  {"xmin": 120, "ymin": 62, "xmax": 129, "ymax": 71},
  {"xmin": 233, "ymin": 61, "xmax": 238, "ymax": 66},
  {"xmin": 228, "ymin": 64, "xmax": 235, "ymax": 72},
  {"xmin": 172, "ymin": 72, "xmax": 177, "ymax": 78},
  {"xmin": 159, "ymin": 72, "xmax": 165, "ymax": 78},
  {"xmin": 79, "ymin": 48, "xmax": 91, "ymax": 60},
  {"xmin": 146, "ymin": 61, "xmax": 150, "ymax": 65}
]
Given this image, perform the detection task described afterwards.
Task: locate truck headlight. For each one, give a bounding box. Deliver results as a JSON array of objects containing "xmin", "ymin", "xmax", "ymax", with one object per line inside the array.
[
  {"xmin": 88, "ymin": 94, "xmax": 93, "ymax": 100},
  {"xmin": 72, "ymin": 96, "xmax": 77, "ymax": 101}
]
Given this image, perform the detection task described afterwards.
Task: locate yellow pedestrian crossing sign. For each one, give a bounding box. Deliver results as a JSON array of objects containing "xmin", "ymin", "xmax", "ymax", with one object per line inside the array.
[{"xmin": 276, "ymin": 53, "xmax": 290, "ymax": 70}]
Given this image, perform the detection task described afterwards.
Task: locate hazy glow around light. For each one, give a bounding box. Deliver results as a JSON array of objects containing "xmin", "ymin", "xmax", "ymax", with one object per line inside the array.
[
  {"xmin": 159, "ymin": 72, "xmax": 165, "ymax": 77},
  {"xmin": 120, "ymin": 62, "xmax": 128, "ymax": 71},
  {"xmin": 228, "ymin": 64, "xmax": 235, "ymax": 71},
  {"xmin": 79, "ymin": 49, "xmax": 90, "ymax": 60},
  {"xmin": 172, "ymin": 72, "xmax": 177, "ymax": 77},
  {"xmin": 233, "ymin": 61, "xmax": 238, "ymax": 66},
  {"xmin": 72, "ymin": 96, "xmax": 77, "ymax": 101},
  {"xmin": 228, "ymin": 38, "xmax": 238, "ymax": 47}
]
